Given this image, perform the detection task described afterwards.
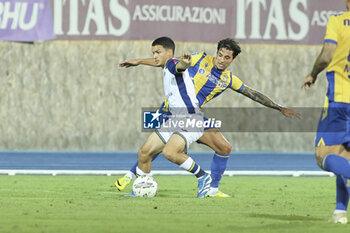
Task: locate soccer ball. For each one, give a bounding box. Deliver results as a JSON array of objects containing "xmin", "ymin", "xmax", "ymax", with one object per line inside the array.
[{"xmin": 132, "ymin": 175, "xmax": 158, "ymax": 197}]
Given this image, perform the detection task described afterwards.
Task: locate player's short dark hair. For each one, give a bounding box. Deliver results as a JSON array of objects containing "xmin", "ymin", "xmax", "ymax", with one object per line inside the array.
[
  {"xmin": 152, "ymin": 37, "xmax": 175, "ymax": 53},
  {"xmin": 217, "ymin": 38, "xmax": 241, "ymax": 58}
]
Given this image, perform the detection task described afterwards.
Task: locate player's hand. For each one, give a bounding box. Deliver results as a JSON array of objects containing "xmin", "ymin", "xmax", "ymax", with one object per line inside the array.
[
  {"xmin": 280, "ymin": 107, "xmax": 301, "ymax": 119},
  {"xmin": 119, "ymin": 60, "xmax": 140, "ymax": 68},
  {"xmin": 181, "ymin": 53, "xmax": 192, "ymax": 66},
  {"xmin": 301, "ymin": 75, "xmax": 317, "ymax": 90},
  {"xmin": 176, "ymin": 53, "xmax": 192, "ymax": 72}
]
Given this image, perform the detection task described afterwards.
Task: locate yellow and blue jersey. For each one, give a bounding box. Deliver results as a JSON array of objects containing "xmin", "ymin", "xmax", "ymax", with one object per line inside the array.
[
  {"xmin": 315, "ymin": 12, "xmax": 350, "ymax": 147},
  {"xmin": 161, "ymin": 52, "xmax": 244, "ymax": 112},
  {"xmin": 324, "ymin": 12, "xmax": 350, "ymax": 103},
  {"xmin": 189, "ymin": 52, "xmax": 244, "ymax": 108}
]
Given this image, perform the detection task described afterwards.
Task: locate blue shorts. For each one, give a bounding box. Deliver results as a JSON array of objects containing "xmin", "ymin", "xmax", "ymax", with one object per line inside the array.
[{"xmin": 315, "ymin": 101, "xmax": 350, "ymax": 147}]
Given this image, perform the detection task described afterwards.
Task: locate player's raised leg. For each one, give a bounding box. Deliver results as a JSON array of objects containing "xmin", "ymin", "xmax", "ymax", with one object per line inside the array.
[
  {"xmin": 162, "ymin": 133, "xmax": 212, "ymax": 198},
  {"xmin": 197, "ymin": 128, "xmax": 232, "ymax": 197},
  {"xmin": 116, "ymin": 132, "xmax": 164, "ymax": 191}
]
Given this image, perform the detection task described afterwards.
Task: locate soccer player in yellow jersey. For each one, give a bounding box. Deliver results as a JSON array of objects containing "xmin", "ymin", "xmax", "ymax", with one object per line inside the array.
[
  {"xmin": 119, "ymin": 38, "xmax": 300, "ymax": 197},
  {"xmin": 302, "ymin": 0, "xmax": 350, "ymax": 224}
]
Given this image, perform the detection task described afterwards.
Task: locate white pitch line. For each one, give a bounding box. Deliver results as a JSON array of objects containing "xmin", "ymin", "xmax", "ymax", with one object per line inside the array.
[{"xmin": 0, "ymin": 169, "xmax": 334, "ymax": 177}]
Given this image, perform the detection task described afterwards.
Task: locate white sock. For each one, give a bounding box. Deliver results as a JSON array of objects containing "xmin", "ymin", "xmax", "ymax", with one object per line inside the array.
[
  {"xmin": 136, "ymin": 166, "xmax": 150, "ymax": 176},
  {"xmin": 207, "ymin": 187, "xmax": 218, "ymax": 195},
  {"xmin": 334, "ymin": 209, "xmax": 347, "ymax": 214},
  {"xmin": 179, "ymin": 157, "xmax": 194, "ymax": 170},
  {"xmin": 179, "ymin": 157, "xmax": 200, "ymax": 174},
  {"xmin": 125, "ymin": 171, "xmax": 136, "ymax": 180}
]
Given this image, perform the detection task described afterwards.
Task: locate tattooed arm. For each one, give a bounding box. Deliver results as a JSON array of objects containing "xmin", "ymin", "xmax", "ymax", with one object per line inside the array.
[
  {"xmin": 301, "ymin": 42, "xmax": 336, "ymax": 90},
  {"xmin": 234, "ymin": 85, "xmax": 301, "ymax": 119},
  {"xmin": 239, "ymin": 85, "xmax": 281, "ymax": 110}
]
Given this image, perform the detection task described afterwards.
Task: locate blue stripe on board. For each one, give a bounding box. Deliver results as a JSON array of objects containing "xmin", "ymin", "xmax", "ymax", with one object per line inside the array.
[{"xmin": 0, "ymin": 151, "xmax": 320, "ymax": 171}]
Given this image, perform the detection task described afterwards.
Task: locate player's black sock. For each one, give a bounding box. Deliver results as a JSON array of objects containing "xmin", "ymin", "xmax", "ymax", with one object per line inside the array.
[{"xmin": 195, "ymin": 169, "xmax": 205, "ymax": 178}]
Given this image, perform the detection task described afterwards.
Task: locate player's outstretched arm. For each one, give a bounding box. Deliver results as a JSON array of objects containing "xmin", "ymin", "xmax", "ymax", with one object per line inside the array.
[
  {"xmin": 301, "ymin": 42, "xmax": 336, "ymax": 90},
  {"xmin": 237, "ymin": 85, "xmax": 301, "ymax": 119},
  {"xmin": 176, "ymin": 53, "xmax": 192, "ymax": 72},
  {"xmin": 280, "ymin": 107, "xmax": 301, "ymax": 119},
  {"xmin": 119, "ymin": 58, "xmax": 160, "ymax": 68}
]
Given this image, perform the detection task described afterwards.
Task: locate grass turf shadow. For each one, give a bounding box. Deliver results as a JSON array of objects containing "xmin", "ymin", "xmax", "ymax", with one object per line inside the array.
[{"xmin": 247, "ymin": 213, "xmax": 323, "ymax": 222}]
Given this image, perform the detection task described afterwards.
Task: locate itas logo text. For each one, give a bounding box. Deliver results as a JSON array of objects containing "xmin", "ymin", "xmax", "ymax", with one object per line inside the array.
[{"xmin": 143, "ymin": 110, "xmax": 162, "ymax": 129}]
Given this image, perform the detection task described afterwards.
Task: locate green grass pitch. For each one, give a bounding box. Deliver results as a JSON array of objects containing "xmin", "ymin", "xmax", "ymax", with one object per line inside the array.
[{"xmin": 1, "ymin": 175, "xmax": 350, "ymax": 233}]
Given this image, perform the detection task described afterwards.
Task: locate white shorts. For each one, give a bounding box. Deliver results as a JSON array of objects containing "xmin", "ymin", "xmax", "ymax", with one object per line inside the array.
[{"xmin": 156, "ymin": 112, "xmax": 204, "ymax": 151}]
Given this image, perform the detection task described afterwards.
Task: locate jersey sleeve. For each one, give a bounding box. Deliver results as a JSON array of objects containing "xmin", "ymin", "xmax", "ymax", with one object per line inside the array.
[
  {"xmin": 230, "ymin": 74, "xmax": 244, "ymax": 91},
  {"xmin": 166, "ymin": 58, "xmax": 180, "ymax": 75},
  {"xmin": 190, "ymin": 52, "xmax": 204, "ymax": 67},
  {"xmin": 324, "ymin": 15, "xmax": 339, "ymax": 45}
]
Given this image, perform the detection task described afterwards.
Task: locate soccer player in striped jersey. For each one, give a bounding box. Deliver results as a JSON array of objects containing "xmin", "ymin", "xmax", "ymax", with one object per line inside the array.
[
  {"xmin": 132, "ymin": 37, "xmax": 211, "ymax": 198},
  {"xmin": 119, "ymin": 38, "xmax": 300, "ymax": 197},
  {"xmin": 302, "ymin": 0, "xmax": 350, "ymax": 224}
]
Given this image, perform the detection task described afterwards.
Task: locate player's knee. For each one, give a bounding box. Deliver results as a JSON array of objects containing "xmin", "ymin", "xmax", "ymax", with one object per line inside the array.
[
  {"xmin": 138, "ymin": 146, "xmax": 152, "ymax": 162},
  {"xmin": 162, "ymin": 147, "xmax": 176, "ymax": 163},
  {"xmin": 216, "ymin": 142, "xmax": 232, "ymax": 155},
  {"xmin": 138, "ymin": 147, "xmax": 147, "ymax": 158},
  {"xmin": 139, "ymin": 142, "xmax": 157, "ymax": 156}
]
